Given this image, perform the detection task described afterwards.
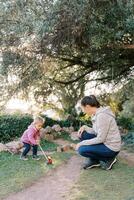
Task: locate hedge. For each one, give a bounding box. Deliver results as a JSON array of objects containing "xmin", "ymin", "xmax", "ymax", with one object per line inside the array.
[
  {"xmin": 0, "ymin": 114, "xmax": 91, "ymax": 143},
  {"xmin": 42, "ymin": 114, "xmax": 91, "ymax": 131},
  {"xmin": 1, "ymin": 113, "xmax": 133, "ymax": 143},
  {"xmin": 117, "ymin": 116, "xmax": 134, "ymax": 130},
  {"xmin": 122, "ymin": 131, "xmax": 134, "ymax": 145},
  {"xmin": 0, "ymin": 114, "xmax": 33, "ymax": 143}
]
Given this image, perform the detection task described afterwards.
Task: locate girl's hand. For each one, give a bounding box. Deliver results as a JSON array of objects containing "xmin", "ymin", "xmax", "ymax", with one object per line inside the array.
[{"xmin": 36, "ymin": 140, "xmax": 40, "ymax": 145}]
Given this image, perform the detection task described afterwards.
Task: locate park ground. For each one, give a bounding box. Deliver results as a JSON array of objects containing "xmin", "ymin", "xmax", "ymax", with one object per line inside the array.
[{"xmin": 0, "ymin": 138, "xmax": 134, "ymax": 200}]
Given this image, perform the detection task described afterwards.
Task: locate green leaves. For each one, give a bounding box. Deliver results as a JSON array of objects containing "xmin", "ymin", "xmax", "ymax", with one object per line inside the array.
[
  {"xmin": 0, "ymin": 0, "xmax": 134, "ymax": 112},
  {"xmin": 0, "ymin": 114, "xmax": 33, "ymax": 143}
]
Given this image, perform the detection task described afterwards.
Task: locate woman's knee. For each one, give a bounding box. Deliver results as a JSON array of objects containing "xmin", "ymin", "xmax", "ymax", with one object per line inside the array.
[
  {"xmin": 80, "ymin": 131, "xmax": 89, "ymax": 140},
  {"xmin": 78, "ymin": 146, "xmax": 87, "ymax": 156}
]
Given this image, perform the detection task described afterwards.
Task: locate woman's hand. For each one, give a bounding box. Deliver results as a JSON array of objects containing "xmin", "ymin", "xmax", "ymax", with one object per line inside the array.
[
  {"xmin": 78, "ymin": 125, "xmax": 93, "ymax": 138},
  {"xmin": 77, "ymin": 125, "xmax": 86, "ymax": 138},
  {"xmin": 76, "ymin": 140, "xmax": 90, "ymax": 150},
  {"xmin": 75, "ymin": 142, "xmax": 82, "ymax": 151}
]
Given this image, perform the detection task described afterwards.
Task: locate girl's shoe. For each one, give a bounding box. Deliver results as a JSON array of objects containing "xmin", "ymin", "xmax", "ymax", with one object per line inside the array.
[
  {"xmin": 32, "ymin": 155, "xmax": 40, "ymax": 160},
  {"xmin": 20, "ymin": 156, "xmax": 28, "ymax": 161}
]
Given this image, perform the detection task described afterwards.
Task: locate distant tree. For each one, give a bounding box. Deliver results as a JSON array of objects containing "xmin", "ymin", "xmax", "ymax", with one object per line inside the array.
[{"xmin": 119, "ymin": 79, "xmax": 134, "ymax": 118}]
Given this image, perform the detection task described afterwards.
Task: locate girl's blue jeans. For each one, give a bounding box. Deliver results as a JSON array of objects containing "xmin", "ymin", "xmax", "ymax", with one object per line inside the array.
[{"xmin": 22, "ymin": 143, "xmax": 38, "ymax": 157}]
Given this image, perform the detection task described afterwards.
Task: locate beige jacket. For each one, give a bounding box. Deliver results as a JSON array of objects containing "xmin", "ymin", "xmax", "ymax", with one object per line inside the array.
[{"xmin": 81, "ymin": 107, "xmax": 121, "ymax": 152}]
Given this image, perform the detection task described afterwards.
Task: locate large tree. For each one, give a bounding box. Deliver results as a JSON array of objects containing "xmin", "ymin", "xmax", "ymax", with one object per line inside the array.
[
  {"xmin": 0, "ymin": 0, "xmax": 134, "ymax": 112},
  {"xmin": 41, "ymin": 0, "xmax": 134, "ymax": 84}
]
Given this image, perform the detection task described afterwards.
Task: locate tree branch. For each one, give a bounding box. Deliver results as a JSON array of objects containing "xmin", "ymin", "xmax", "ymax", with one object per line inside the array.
[{"xmin": 54, "ymin": 68, "xmax": 97, "ymax": 85}]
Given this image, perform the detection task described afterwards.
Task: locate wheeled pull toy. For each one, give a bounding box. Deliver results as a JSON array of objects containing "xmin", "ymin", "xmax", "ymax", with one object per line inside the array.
[{"xmin": 39, "ymin": 144, "xmax": 53, "ymax": 165}]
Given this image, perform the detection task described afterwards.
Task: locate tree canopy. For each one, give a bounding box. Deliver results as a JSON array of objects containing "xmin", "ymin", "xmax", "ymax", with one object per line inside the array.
[{"xmin": 0, "ymin": 0, "xmax": 134, "ymax": 112}]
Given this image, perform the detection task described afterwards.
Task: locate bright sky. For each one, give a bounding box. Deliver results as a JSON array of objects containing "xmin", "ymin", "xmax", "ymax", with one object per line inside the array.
[
  {"xmin": 6, "ymin": 99, "xmax": 30, "ymax": 112},
  {"xmin": 5, "ymin": 97, "xmax": 60, "ymax": 118},
  {"xmin": 5, "ymin": 81, "xmax": 119, "ymax": 118}
]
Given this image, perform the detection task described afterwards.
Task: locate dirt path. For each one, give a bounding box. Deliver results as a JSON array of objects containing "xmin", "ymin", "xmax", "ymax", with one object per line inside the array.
[
  {"xmin": 54, "ymin": 138, "xmax": 71, "ymax": 146},
  {"xmin": 3, "ymin": 138, "xmax": 134, "ymax": 200},
  {"xmin": 55, "ymin": 139, "xmax": 134, "ymax": 167},
  {"xmin": 4, "ymin": 155, "xmax": 84, "ymax": 200},
  {"xmin": 118, "ymin": 150, "xmax": 134, "ymax": 166}
]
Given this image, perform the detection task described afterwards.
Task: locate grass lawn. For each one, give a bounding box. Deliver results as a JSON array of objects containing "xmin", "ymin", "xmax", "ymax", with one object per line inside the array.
[
  {"xmin": 0, "ymin": 140, "xmax": 72, "ymax": 199},
  {"xmin": 41, "ymin": 139, "xmax": 59, "ymax": 151},
  {"xmin": 122, "ymin": 131, "xmax": 134, "ymax": 153},
  {"xmin": 122, "ymin": 144, "xmax": 134, "ymax": 153},
  {"xmin": 68, "ymin": 160, "xmax": 134, "ymax": 200}
]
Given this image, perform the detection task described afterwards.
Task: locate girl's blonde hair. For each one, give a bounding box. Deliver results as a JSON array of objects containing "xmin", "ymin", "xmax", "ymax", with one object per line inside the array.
[{"xmin": 33, "ymin": 116, "xmax": 45, "ymax": 124}]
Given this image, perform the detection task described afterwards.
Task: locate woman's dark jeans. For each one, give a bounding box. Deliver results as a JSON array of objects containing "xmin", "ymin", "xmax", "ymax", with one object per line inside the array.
[
  {"xmin": 22, "ymin": 143, "xmax": 38, "ymax": 157},
  {"xmin": 78, "ymin": 131, "xmax": 119, "ymax": 162}
]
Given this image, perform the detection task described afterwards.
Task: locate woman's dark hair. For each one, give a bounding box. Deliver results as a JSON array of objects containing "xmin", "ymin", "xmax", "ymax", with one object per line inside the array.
[{"xmin": 81, "ymin": 95, "xmax": 100, "ymax": 108}]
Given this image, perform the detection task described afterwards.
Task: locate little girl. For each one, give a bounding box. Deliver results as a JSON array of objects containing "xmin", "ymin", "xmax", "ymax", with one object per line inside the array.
[{"xmin": 20, "ymin": 116, "xmax": 45, "ymax": 160}]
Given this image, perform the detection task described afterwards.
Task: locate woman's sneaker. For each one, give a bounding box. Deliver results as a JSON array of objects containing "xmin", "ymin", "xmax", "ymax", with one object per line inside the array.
[
  {"xmin": 100, "ymin": 157, "xmax": 117, "ymax": 170},
  {"xmin": 20, "ymin": 155, "xmax": 28, "ymax": 161},
  {"xmin": 32, "ymin": 155, "xmax": 40, "ymax": 160},
  {"xmin": 83, "ymin": 158, "xmax": 100, "ymax": 169}
]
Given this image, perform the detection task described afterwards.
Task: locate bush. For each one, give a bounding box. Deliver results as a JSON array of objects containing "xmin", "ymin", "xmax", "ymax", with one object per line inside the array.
[
  {"xmin": 0, "ymin": 114, "xmax": 33, "ymax": 143},
  {"xmin": 43, "ymin": 115, "xmax": 91, "ymax": 131},
  {"xmin": 117, "ymin": 116, "xmax": 134, "ymax": 130},
  {"xmin": 43, "ymin": 116, "xmax": 59, "ymax": 127},
  {"xmin": 0, "ymin": 114, "xmax": 91, "ymax": 143},
  {"xmin": 122, "ymin": 131, "xmax": 134, "ymax": 145}
]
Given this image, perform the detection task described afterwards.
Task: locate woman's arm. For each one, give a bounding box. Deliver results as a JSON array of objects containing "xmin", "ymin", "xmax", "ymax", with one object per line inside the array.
[
  {"xmin": 84, "ymin": 125, "xmax": 94, "ymax": 133},
  {"xmin": 77, "ymin": 113, "xmax": 111, "ymax": 146},
  {"xmin": 77, "ymin": 125, "xmax": 94, "ymax": 138}
]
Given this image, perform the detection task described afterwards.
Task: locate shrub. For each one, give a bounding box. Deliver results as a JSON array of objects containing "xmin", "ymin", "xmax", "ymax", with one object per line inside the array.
[
  {"xmin": 43, "ymin": 115, "xmax": 91, "ymax": 131},
  {"xmin": 0, "ymin": 114, "xmax": 92, "ymax": 143},
  {"xmin": 122, "ymin": 131, "xmax": 134, "ymax": 145},
  {"xmin": 0, "ymin": 114, "xmax": 33, "ymax": 143},
  {"xmin": 117, "ymin": 116, "xmax": 134, "ymax": 130}
]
